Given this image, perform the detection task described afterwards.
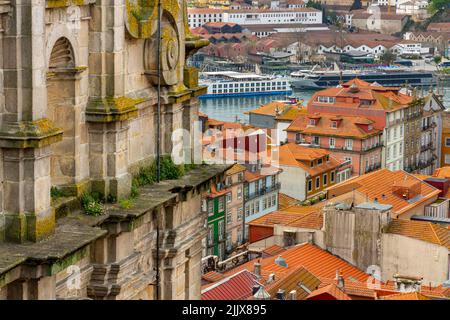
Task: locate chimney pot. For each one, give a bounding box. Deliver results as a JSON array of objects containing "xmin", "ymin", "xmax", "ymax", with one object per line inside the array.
[
  {"xmin": 254, "ymin": 262, "xmax": 261, "ymax": 277},
  {"xmin": 276, "ymin": 289, "xmax": 285, "ymax": 300},
  {"xmin": 288, "ymin": 290, "xmax": 297, "ymax": 300},
  {"xmin": 252, "ymin": 284, "xmax": 261, "ymax": 295}
]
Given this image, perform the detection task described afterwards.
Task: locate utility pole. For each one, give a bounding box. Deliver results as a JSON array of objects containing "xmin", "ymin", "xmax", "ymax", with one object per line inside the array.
[{"xmin": 155, "ymin": 0, "xmax": 162, "ymax": 301}]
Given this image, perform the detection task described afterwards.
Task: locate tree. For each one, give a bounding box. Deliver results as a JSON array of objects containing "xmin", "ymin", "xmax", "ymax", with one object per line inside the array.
[
  {"xmin": 306, "ymin": 0, "xmax": 323, "ymax": 10},
  {"xmin": 428, "ymin": 0, "xmax": 450, "ymax": 13},
  {"xmin": 434, "ymin": 55, "xmax": 442, "ymax": 65},
  {"xmin": 380, "ymin": 51, "xmax": 396, "ymax": 65},
  {"xmin": 350, "ymin": 0, "xmax": 363, "ymax": 11}
]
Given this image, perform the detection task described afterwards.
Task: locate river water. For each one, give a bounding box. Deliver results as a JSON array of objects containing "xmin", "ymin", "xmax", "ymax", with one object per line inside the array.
[{"xmin": 200, "ymin": 86, "xmax": 450, "ymax": 123}]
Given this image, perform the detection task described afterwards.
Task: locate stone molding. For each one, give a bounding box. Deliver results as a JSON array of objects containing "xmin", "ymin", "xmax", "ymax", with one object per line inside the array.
[{"xmin": 0, "ymin": 118, "xmax": 63, "ymax": 149}]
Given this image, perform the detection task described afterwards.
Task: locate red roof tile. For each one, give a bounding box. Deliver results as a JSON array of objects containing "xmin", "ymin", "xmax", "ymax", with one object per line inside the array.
[{"xmin": 201, "ymin": 269, "xmax": 261, "ymax": 300}]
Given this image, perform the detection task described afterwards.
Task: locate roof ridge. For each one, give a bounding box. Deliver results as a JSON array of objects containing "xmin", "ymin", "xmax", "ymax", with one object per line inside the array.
[{"xmin": 429, "ymin": 222, "xmax": 444, "ymax": 247}]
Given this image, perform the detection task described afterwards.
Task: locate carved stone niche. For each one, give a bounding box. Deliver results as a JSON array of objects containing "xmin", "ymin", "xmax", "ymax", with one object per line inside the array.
[{"xmin": 144, "ymin": 12, "xmax": 183, "ymax": 87}]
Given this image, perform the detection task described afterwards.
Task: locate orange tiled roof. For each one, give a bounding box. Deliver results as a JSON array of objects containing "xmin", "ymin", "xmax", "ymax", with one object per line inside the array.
[
  {"xmin": 264, "ymin": 266, "xmax": 321, "ymax": 300},
  {"xmin": 262, "ymin": 244, "xmax": 286, "ymax": 257},
  {"xmin": 386, "ymin": 219, "xmax": 450, "ymax": 250},
  {"xmin": 247, "ymin": 102, "xmax": 300, "ymax": 118},
  {"xmin": 287, "ymin": 210, "xmax": 324, "ymax": 230},
  {"xmin": 225, "ymin": 163, "xmax": 246, "ymax": 176},
  {"xmin": 248, "ymin": 203, "xmax": 324, "ymax": 228},
  {"xmin": 380, "ymin": 292, "xmax": 431, "ymax": 300},
  {"xmin": 287, "ymin": 112, "xmax": 380, "ymax": 139},
  {"xmin": 275, "ymin": 106, "xmax": 303, "ymax": 121},
  {"xmin": 207, "ymin": 118, "xmax": 225, "ymax": 126},
  {"xmin": 308, "ymin": 79, "xmax": 414, "ymax": 117},
  {"xmin": 327, "ymin": 169, "xmax": 440, "ymax": 216},
  {"xmin": 279, "ymin": 143, "xmax": 342, "ymax": 176},
  {"xmin": 244, "ymin": 165, "xmax": 281, "ymax": 182},
  {"xmin": 278, "ymin": 193, "xmax": 299, "ymax": 210},
  {"xmin": 319, "ymin": 277, "xmax": 378, "ymax": 298},
  {"xmin": 206, "ymin": 183, "xmax": 229, "ymax": 198},
  {"xmin": 306, "ymin": 283, "xmax": 352, "ymax": 300},
  {"xmin": 202, "ymin": 271, "xmax": 226, "ymax": 283},
  {"xmin": 433, "ymin": 166, "xmax": 450, "ymax": 178},
  {"xmin": 223, "ymin": 243, "xmax": 371, "ymax": 283},
  {"xmin": 248, "ymin": 210, "xmax": 307, "ymax": 227}
]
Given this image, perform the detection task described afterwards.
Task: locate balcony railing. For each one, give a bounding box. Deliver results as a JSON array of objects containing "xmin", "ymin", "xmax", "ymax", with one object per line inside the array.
[
  {"xmin": 362, "ymin": 142, "xmax": 382, "ymax": 152},
  {"xmin": 420, "ymin": 142, "xmax": 433, "ymax": 152},
  {"xmin": 417, "ymin": 159, "xmax": 434, "ymax": 169},
  {"xmin": 244, "ymin": 182, "xmax": 281, "ymax": 201},
  {"xmin": 406, "ymin": 111, "xmax": 423, "ymax": 120},
  {"xmin": 365, "ymin": 163, "xmax": 382, "ymax": 173},
  {"xmin": 422, "ymin": 122, "xmax": 436, "ymax": 131}
]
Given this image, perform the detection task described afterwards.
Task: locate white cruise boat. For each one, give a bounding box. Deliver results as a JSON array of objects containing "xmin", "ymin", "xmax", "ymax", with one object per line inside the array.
[{"xmin": 199, "ymin": 71, "xmax": 292, "ymax": 99}]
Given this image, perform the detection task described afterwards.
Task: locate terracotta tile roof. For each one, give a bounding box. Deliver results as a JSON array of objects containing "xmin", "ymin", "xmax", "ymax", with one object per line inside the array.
[
  {"xmin": 307, "ymin": 80, "xmax": 414, "ymax": 123},
  {"xmin": 264, "ymin": 266, "xmax": 321, "ymax": 300},
  {"xmin": 202, "ymin": 271, "xmax": 226, "ymax": 283},
  {"xmin": 248, "ymin": 210, "xmax": 307, "ymax": 227},
  {"xmin": 327, "ymin": 169, "xmax": 440, "ymax": 216},
  {"xmin": 386, "ymin": 219, "xmax": 450, "ymax": 250},
  {"xmin": 383, "ymin": 281, "xmax": 450, "ymax": 299},
  {"xmin": 279, "ymin": 143, "xmax": 343, "ymax": 176},
  {"xmin": 306, "ymin": 283, "xmax": 352, "ymax": 300},
  {"xmin": 201, "ymin": 269, "xmax": 261, "ymax": 300},
  {"xmin": 262, "ymin": 245, "xmax": 286, "ymax": 257},
  {"xmin": 275, "ymin": 107, "xmax": 303, "ymax": 121},
  {"xmin": 319, "ymin": 277, "xmax": 378, "ymax": 298},
  {"xmin": 413, "ymin": 174, "xmax": 432, "ymax": 180},
  {"xmin": 244, "ymin": 165, "xmax": 281, "ymax": 182},
  {"xmin": 247, "ymin": 102, "xmax": 300, "ymax": 118},
  {"xmin": 278, "ymin": 193, "xmax": 299, "ymax": 210},
  {"xmin": 380, "ymin": 292, "xmax": 431, "ymax": 300},
  {"xmin": 206, "ymin": 183, "xmax": 229, "ymax": 198},
  {"xmin": 225, "ymin": 163, "xmax": 247, "ymax": 176},
  {"xmin": 287, "ymin": 210, "xmax": 324, "ymax": 230},
  {"xmin": 224, "ymin": 243, "xmax": 371, "ymax": 283},
  {"xmin": 248, "ymin": 203, "xmax": 324, "ymax": 228},
  {"xmin": 433, "ymin": 167, "xmax": 450, "ymax": 178},
  {"xmin": 207, "ymin": 118, "xmax": 225, "ymax": 126},
  {"xmin": 287, "ymin": 112, "xmax": 380, "ymax": 139},
  {"xmin": 427, "ymin": 22, "xmax": 450, "ymax": 31}
]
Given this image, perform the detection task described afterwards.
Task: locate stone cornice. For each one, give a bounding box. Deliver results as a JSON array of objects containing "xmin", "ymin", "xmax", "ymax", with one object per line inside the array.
[
  {"xmin": 45, "ymin": 0, "xmax": 95, "ymax": 9},
  {"xmin": 0, "ymin": 118, "xmax": 63, "ymax": 149},
  {"xmin": 85, "ymin": 96, "xmax": 143, "ymax": 123}
]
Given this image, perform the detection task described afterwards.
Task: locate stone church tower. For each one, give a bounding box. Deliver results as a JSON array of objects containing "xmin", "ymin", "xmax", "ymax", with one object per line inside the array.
[{"xmin": 0, "ymin": 0, "xmax": 224, "ymax": 300}]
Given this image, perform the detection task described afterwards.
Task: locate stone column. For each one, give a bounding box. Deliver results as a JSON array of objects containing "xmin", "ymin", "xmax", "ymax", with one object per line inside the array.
[
  {"xmin": 0, "ymin": 1, "xmax": 61, "ymax": 242},
  {"xmin": 86, "ymin": 0, "xmax": 136, "ymax": 199}
]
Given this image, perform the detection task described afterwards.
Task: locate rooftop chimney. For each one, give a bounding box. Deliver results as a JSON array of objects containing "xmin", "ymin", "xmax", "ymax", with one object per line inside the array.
[
  {"xmin": 276, "ymin": 289, "xmax": 285, "ymax": 300},
  {"xmin": 335, "ymin": 270, "xmax": 345, "ymax": 289},
  {"xmin": 288, "ymin": 290, "xmax": 297, "ymax": 300},
  {"xmin": 252, "ymin": 284, "xmax": 261, "ymax": 295},
  {"xmin": 393, "ymin": 274, "xmax": 423, "ymax": 293},
  {"xmin": 267, "ymin": 273, "xmax": 276, "ymax": 283},
  {"xmin": 254, "ymin": 262, "xmax": 261, "ymax": 278}
]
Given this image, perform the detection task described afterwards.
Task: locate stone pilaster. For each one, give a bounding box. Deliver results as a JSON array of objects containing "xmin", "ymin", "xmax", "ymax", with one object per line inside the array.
[
  {"xmin": 2, "ymin": 147, "xmax": 54, "ymax": 242},
  {"xmin": 0, "ymin": 1, "xmax": 61, "ymax": 242},
  {"xmin": 86, "ymin": 0, "xmax": 134, "ymax": 199}
]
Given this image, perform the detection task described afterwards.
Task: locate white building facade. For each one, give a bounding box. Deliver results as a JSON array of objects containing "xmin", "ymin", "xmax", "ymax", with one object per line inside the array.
[{"xmin": 188, "ymin": 7, "xmax": 322, "ymax": 28}]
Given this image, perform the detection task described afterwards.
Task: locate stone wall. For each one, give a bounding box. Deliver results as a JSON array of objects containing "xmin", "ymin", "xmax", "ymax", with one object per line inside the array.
[
  {"xmin": 0, "ymin": 0, "xmax": 221, "ymax": 300},
  {"xmin": 381, "ymin": 233, "xmax": 449, "ymax": 286}
]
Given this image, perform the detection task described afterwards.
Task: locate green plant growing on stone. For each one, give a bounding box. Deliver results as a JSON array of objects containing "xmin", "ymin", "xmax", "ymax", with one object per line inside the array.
[
  {"xmin": 80, "ymin": 192, "xmax": 104, "ymax": 216},
  {"xmin": 119, "ymin": 198, "xmax": 135, "ymax": 209},
  {"xmin": 50, "ymin": 186, "xmax": 66, "ymax": 200}
]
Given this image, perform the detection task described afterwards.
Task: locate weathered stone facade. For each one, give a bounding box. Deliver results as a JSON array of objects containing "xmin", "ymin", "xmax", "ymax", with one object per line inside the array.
[{"xmin": 0, "ymin": 0, "xmax": 224, "ymax": 300}]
